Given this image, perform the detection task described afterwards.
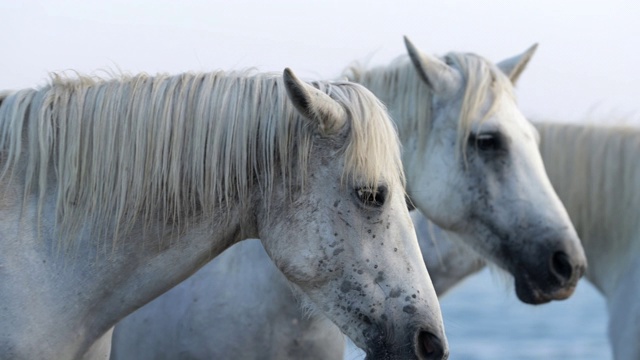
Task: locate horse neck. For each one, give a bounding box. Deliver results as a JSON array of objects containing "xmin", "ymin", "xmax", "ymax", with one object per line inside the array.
[
  {"xmin": 0, "ymin": 172, "xmax": 258, "ymax": 358},
  {"xmin": 536, "ymin": 122, "xmax": 640, "ymax": 294},
  {"xmin": 87, "ymin": 207, "xmax": 259, "ymax": 351},
  {"xmin": 0, "ymin": 73, "xmax": 309, "ymax": 251}
]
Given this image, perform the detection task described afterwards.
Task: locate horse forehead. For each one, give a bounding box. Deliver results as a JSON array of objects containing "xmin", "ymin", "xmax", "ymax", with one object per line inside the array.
[{"xmin": 482, "ymin": 97, "xmax": 533, "ymax": 133}]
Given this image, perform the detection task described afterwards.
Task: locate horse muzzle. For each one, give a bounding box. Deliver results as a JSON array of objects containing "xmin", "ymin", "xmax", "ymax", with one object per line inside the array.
[
  {"xmin": 514, "ymin": 250, "xmax": 587, "ymax": 304},
  {"xmin": 363, "ymin": 327, "xmax": 449, "ymax": 360}
]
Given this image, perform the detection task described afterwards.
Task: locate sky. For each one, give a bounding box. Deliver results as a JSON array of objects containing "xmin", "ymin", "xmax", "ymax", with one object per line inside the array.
[{"xmin": 1, "ymin": 0, "xmax": 638, "ymax": 123}]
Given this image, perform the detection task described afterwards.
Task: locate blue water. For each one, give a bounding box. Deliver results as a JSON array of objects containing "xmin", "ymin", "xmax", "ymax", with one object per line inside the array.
[
  {"xmin": 344, "ymin": 268, "xmax": 610, "ymax": 360},
  {"xmin": 439, "ymin": 269, "xmax": 610, "ymax": 360}
]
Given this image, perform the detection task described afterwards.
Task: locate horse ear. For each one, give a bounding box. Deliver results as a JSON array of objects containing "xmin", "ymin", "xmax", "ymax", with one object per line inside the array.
[
  {"xmin": 496, "ymin": 43, "xmax": 538, "ymax": 85},
  {"xmin": 283, "ymin": 68, "xmax": 347, "ymax": 135},
  {"xmin": 0, "ymin": 91, "xmax": 10, "ymax": 108},
  {"xmin": 404, "ymin": 36, "xmax": 459, "ymax": 93}
]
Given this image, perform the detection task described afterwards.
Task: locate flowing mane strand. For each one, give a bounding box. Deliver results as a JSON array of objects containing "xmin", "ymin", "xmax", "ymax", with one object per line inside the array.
[
  {"xmin": 536, "ymin": 122, "xmax": 640, "ymax": 257},
  {"xmin": 343, "ymin": 52, "xmax": 514, "ymax": 156},
  {"xmin": 0, "ymin": 70, "xmax": 403, "ymax": 248}
]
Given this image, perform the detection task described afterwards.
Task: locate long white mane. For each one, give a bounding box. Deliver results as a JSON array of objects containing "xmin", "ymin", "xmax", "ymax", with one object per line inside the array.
[
  {"xmin": 536, "ymin": 122, "xmax": 640, "ymax": 255},
  {"xmin": 343, "ymin": 52, "xmax": 515, "ymax": 155},
  {"xmin": 0, "ymin": 70, "xmax": 403, "ymax": 248}
]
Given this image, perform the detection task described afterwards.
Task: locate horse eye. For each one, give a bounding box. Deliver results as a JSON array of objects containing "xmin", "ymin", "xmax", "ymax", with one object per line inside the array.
[
  {"xmin": 355, "ymin": 186, "xmax": 387, "ymax": 208},
  {"xmin": 471, "ymin": 132, "xmax": 502, "ymax": 152},
  {"xmin": 444, "ymin": 56, "xmax": 454, "ymax": 66}
]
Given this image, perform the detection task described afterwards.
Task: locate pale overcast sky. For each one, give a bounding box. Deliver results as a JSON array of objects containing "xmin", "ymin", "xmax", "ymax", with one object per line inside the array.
[{"xmin": 1, "ymin": 0, "xmax": 637, "ymax": 123}]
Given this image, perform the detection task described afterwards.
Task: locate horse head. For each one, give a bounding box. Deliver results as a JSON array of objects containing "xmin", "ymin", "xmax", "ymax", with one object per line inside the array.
[{"xmin": 400, "ymin": 38, "xmax": 587, "ymax": 305}]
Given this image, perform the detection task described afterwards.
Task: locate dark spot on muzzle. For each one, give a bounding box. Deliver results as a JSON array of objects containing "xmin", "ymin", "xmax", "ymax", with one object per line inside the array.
[
  {"xmin": 402, "ymin": 305, "xmax": 417, "ymax": 314},
  {"xmin": 389, "ymin": 287, "xmax": 403, "ymax": 298},
  {"xmin": 340, "ymin": 280, "xmax": 352, "ymax": 293}
]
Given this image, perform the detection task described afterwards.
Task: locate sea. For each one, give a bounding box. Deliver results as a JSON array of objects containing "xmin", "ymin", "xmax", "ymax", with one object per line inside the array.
[{"xmin": 345, "ymin": 268, "xmax": 610, "ymax": 360}]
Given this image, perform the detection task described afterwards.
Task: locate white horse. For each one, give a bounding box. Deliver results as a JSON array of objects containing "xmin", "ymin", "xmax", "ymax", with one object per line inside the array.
[
  {"xmin": 111, "ymin": 38, "xmax": 587, "ymax": 359},
  {"xmin": 0, "ymin": 68, "xmax": 449, "ymax": 360}
]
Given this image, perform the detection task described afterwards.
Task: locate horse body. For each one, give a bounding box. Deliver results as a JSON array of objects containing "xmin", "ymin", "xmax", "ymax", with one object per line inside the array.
[
  {"xmin": 608, "ymin": 255, "xmax": 640, "ymax": 359},
  {"xmin": 536, "ymin": 123, "xmax": 640, "ymax": 295},
  {"xmin": 536, "ymin": 122, "xmax": 640, "ymax": 359},
  {"xmin": 83, "ymin": 329, "xmax": 113, "ymax": 360},
  {"xmin": 0, "ymin": 68, "xmax": 446, "ymax": 359},
  {"xmin": 111, "ymin": 39, "xmax": 587, "ymax": 359}
]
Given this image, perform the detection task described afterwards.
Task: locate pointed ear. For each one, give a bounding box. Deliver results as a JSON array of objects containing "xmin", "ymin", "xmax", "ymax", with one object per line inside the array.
[
  {"xmin": 496, "ymin": 43, "xmax": 538, "ymax": 85},
  {"xmin": 404, "ymin": 36, "xmax": 460, "ymax": 94},
  {"xmin": 0, "ymin": 91, "xmax": 10, "ymax": 107},
  {"xmin": 283, "ymin": 68, "xmax": 347, "ymax": 135}
]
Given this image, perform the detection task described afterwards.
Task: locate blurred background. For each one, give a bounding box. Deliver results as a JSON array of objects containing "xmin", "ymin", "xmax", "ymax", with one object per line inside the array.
[
  {"xmin": 1, "ymin": 1, "xmax": 628, "ymax": 358},
  {"xmin": 1, "ymin": 0, "xmax": 638, "ymax": 124}
]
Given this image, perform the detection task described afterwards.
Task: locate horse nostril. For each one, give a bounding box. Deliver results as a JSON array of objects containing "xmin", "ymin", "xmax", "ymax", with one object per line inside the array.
[
  {"xmin": 417, "ymin": 331, "xmax": 447, "ymax": 360},
  {"xmin": 551, "ymin": 251, "xmax": 573, "ymax": 282}
]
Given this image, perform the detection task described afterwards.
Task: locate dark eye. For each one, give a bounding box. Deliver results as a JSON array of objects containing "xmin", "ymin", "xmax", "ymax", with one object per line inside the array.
[
  {"xmin": 470, "ymin": 132, "xmax": 503, "ymax": 152},
  {"xmin": 355, "ymin": 185, "xmax": 387, "ymax": 208},
  {"xmin": 444, "ymin": 56, "xmax": 454, "ymax": 66}
]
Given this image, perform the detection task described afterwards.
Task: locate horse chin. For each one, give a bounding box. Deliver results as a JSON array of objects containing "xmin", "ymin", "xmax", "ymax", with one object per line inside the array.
[
  {"xmin": 514, "ymin": 276, "xmax": 552, "ymax": 305},
  {"xmin": 549, "ymin": 286, "xmax": 577, "ymax": 300},
  {"xmin": 514, "ymin": 274, "xmax": 577, "ymax": 305}
]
